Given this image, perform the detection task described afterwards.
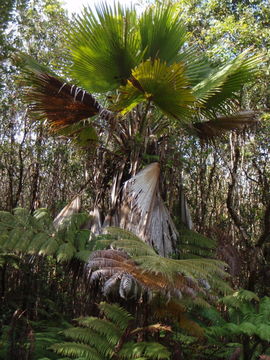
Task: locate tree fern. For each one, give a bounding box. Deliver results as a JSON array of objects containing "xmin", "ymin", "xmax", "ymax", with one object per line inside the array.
[
  {"xmin": 0, "ymin": 208, "xmax": 92, "ymax": 263},
  {"xmin": 178, "ymin": 225, "xmax": 216, "ymax": 259},
  {"xmin": 205, "ymin": 290, "xmax": 270, "ymax": 359},
  {"xmin": 90, "ymin": 227, "xmax": 230, "ymax": 299},
  {"xmin": 51, "ymin": 302, "xmax": 170, "ymax": 360}
]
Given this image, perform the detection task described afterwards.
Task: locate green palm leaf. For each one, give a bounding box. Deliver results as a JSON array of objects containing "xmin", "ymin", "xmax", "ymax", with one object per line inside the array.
[
  {"xmin": 115, "ymin": 59, "xmax": 195, "ymax": 122},
  {"xmin": 67, "ymin": 2, "xmax": 141, "ymax": 92},
  {"xmin": 139, "ymin": 4, "xmax": 186, "ymax": 64},
  {"xmin": 193, "ymin": 51, "xmax": 262, "ymax": 116}
]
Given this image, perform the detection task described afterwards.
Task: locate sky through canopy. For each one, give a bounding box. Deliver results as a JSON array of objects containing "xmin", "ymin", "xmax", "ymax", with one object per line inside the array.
[{"xmin": 62, "ymin": 0, "xmax": 138, "ymax": 15}]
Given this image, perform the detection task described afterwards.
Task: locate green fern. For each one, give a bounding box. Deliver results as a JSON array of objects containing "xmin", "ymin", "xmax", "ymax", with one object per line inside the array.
[
  {"xmin": 0, "ymin": 208, "xmax": 92, "ymax": 263},
  {"xmin": 205, "ymin": 290, "xmax": 270, "ymax": 359},
  {"xmin": 51, "ymin": 302, "xmax": 170, "ymax": 360},
  {"xmin": 178, "ymin": 225, "xmax": 216, "ymax": 259},
  {"xmin": 91, "ymin": 227, "xmax": 231, "ymax": 300}
]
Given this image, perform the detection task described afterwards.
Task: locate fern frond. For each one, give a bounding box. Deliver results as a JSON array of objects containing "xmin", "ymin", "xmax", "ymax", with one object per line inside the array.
[
  {"xmin": 0, "ymin": 208, "xmax": 91, "ymax": 264},
  {"xmin": 57, "ymin": 243, "xmax": 77, "ymax": 262},
  {"xmin": 259, "ymin": 297, "xmax": 270, "ymax": 319},
  {"xmin": 62, "ymin": 327, "xmax": 113, "ymax": 357},
  {"xmin": 99, "ymin": 302, "xmax": 133, "ymax": 331},
  {"xmin": 52, "ymin": 302, "xmax": 171, "ymax": 360},
  {"xmin": 0, "ymin": 211, "xmax": 15, "ymax": 229},
  {"xmin": 75, "ymin": 317, "xmax": 121, "ymax": 345},
  {"xmin": 178, "ymin": 226, "xmax": 216, "ymax": 259},
  {"xmin": 221, "ymin": 290, "xmax": 259, "ymax": 308},
  {"xmin": 51, "ymin": 342, "xmax": 103, "ymax": 360},
  {"xmin": 121, "ymin": 341, "xmax": 171, "ymax": 359},
  {"xmin": 256, "ymin": 324, "xmax": 270, "ymax": 341},
  {"xmin": 88, "ymin": 228, "xmax": 230, "ymax": 300}
]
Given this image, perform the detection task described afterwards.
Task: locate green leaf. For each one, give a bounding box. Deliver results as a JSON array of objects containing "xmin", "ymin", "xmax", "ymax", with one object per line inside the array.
[
  {"xmin": 99, "ymin": 302, "xmax": 133, "ymax": 331},
  {"xmin": 238, "ymin": 322, "xmax": 256, "ymax": 335},
  {"xmin": 139, "ymin": 3, "xmax": 186, "ymax": 64},
  {"xmin": 115, "ymin": 59, "xmax": 194, "ymax": 122},
  {"xmin": 256, "ymin": 324, "xmax": 270, "ymax": 341},
  {"xmin": 57, "ymin": 243, "xmax": 76, "ymax": 262},
  {"xmin": 67, "ymin": 2, "xmax": 141, "ymax": 92},
  {"xmin": 193, "ymin": 51, "xmax": 262, "ymax": 116}
]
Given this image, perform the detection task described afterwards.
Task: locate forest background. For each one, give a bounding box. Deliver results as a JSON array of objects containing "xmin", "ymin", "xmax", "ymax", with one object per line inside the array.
[{"xmin": 0, "ymin": 0, "xmax": 270, "ymax": 359}]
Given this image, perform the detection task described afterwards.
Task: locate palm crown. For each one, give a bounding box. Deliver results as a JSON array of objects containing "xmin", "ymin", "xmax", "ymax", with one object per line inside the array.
[
  {"xmin": 19, "ymin": 1, "xmax": 261, "ymax": 254},
  {"xmin": 22, "ymin": 1, "xmax": 260, "ymax": 139}
]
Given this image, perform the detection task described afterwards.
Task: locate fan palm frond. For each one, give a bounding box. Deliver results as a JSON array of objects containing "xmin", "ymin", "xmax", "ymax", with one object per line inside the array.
[
  {"xmin": 67, "ymin": 2, "xmax": 141, "ymax": 92},
  {"xmin": 115, "ymin": 59, "xmax": 194, "ymax": 122},
  {"xmin": 139, "ymin": 3, "xmax": 186, "ymax": 64},
  {"xmin": 193, "ymin": 51, "xmax": 262, "ymax": 116},
  {"xmin": 24, "ymin": 71, "xmax": 113, "ymax": 130},
  {"xmin": 192, "ymin": 110, "xmax": 258, "ymax": 139}
]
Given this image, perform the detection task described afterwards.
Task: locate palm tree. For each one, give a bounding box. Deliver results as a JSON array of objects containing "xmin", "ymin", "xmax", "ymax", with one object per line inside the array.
[{"xmin": 20, "ymin": 2, "xmax": 261, "ymax": 255}]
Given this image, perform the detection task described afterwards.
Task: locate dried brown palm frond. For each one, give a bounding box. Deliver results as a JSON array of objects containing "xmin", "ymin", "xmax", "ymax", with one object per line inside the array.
[
  {"xmin": 192, "ymin": 110, "xmax": 259, "ymax": 139},
  {"xmin": 24, "ymin": 71, "xmax": 114, "ymax": 132},
  {"xmin": 53, "ymin": 196, "xmax": 81, "ymax": 229},
  {"xmin": 119, "ymin": 162, "xmax": 178, "ymax": 256}
]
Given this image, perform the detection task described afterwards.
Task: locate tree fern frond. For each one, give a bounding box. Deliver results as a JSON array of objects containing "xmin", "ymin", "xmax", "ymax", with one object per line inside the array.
[
  {"xmin": 88, "ymin": 227, "xmax": 230, "ymax": 300},
  {"xmin": 221, "ymin": 290, "xmax": 259, "ymax": 308},
  {"xmin": 99, "ymin": 302, "xmax": 133, "ymax": 330},
  {"xmin": 0, "ymin": 207, "xmax": 92, "ymax": 264},
  {"xmin": 259, "ymin": 297, "xmax": 270, "ymax": 319},
  {"xmin": 89, "ymin": 268, "xmax": 120, "ymax": 284},
  {"xmin": 51, "ymin": 342, "xmax": 103, "ymax": 360},
  {"xmin": 119, "ymin": 273, "xmax": 139, "ymax": 300},
  {"xmin": 52, "ymin": 302, "xmax": 171, "ymax": 359},
  {"xmin": 57, "ymin": 243, "xmax": 77, "ymax": 262},
  {"xmin": 38, "ymin": 238, "xmax": 60, "ymax": 256},
  {"xmin": 119, "ymin": 341, "xmax": 171, "ymax": 359},
  {"xmin": 178, "ymin": 314, "xmax": 205, "ymax": 338},
  {"xmin": 178, "ymin": 226, "xmax": 216, "ymax": 259},
  {"xmin": 0, "ymin": 211, "xmax": 16, "ymax": 229},
  {"xmin": 74, "ymin": 250, "xmax": 92, "ymax": 262},
  {"xmin": 256, "ymin": 324, "xmax": 270, "ymax": 341},
  {"xmin": 62, "ymin": 327, "xmax": 113, "ymax": 357},
  {"xmin": 103, "ymin": 272, "xmax": 122, "ymax": 297},
  {"xmin": 75, "ymin": 317, "xmax": 122, "ymax": 345}
]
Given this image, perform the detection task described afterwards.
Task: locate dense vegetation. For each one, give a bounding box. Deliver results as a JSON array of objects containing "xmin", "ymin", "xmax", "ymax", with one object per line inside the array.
[{"xmin": 0, "ymin": 0, "xmax": 269, "ymax": 359}]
